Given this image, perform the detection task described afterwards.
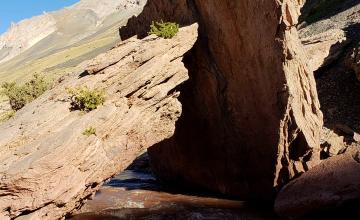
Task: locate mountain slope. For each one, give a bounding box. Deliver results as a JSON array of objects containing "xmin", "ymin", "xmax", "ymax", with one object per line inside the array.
[{"xmin": 0, "ymin": 0, "xmax": 146, "ymax": 84}]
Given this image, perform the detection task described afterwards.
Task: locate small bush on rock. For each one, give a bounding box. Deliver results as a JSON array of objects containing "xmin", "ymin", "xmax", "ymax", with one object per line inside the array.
[
  {"xmin": 66, "ymin": 86, "xmax": 105, "ymax": 112},
  {"xmin": 83, "ymin": 126, "xmax": 96, "ymax": 137},
  {"xmin": 148, "ymin": 21, "xmax": 179, "ymax": 39},
  {"xmin": 1, "ymin": 74, "xmax": 51, "ymax": 111},
  {"xmin": 1, "ymin": 82, "xmax": 27, "ymax": 111},
  {"xmin": 0, "ymin": 110, "xmax": 15, "ymax": 123}
]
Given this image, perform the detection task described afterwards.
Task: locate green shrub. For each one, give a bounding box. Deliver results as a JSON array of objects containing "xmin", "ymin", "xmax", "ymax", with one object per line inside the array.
[
  {"xmin": 83, "ymin": 126, "xmax": 96, "ymax": 137},
  {"xmin": 66, "ymin": 86, "xmax": 105, "ymax": 112},
  {"xmin": 148, "ymin": 21, "xmax": 179, "ymax": 39},
  {"xmin": 1, "ymin": 74, "xmax": 51, "ymax": 111},
  {"xmin": 0, "ymin": 110, "xmax": 15, "ymax": 123},
  {"xmin": 1, "ymin": 82, "xmax": 28, "ymax": 111}
]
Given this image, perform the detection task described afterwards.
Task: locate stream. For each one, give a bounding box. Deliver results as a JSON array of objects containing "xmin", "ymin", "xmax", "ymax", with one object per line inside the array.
[{"xmin": 70, "ymin": 170, "xmax": 277, "ymax": 220}]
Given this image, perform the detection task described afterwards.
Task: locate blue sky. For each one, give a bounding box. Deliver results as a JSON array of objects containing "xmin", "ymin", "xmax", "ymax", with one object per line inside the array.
[{"xmin": 0, "ymin": 0, "xmax": 80, "ymax": 34}]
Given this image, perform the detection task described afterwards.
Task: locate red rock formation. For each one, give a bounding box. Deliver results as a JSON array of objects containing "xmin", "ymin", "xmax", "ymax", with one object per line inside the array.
[
  {"xmin": 0, "ymin": 25, "xmax": 198, "ymax": 220},
  {"xmin": 120, "ymin": 0, "xmax": 323, "ymax": 200},
  {"xmin": 275, "ymin": 145, "xmax": 360, "ymax": 218}
]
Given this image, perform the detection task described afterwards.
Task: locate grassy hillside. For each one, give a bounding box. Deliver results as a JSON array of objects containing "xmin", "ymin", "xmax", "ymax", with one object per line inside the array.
[
  {"xmin": 0, "ymin": 22, "xmax": 122, "ymax": 117},
  {"xmin": 0, "ymin": 22, "xmax": 122, "ymax": 84}
]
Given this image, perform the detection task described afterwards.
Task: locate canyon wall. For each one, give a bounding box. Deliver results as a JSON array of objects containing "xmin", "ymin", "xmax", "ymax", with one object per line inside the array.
[{"xmin": 120, "ymin": 0, "xmax": 323, "ymax": 200}]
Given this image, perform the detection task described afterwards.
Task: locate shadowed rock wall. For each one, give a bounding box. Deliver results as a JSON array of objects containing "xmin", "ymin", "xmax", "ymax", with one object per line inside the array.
[{"xmin": 120, "ymin": 0, "xmax": 323, "ymax": 200}]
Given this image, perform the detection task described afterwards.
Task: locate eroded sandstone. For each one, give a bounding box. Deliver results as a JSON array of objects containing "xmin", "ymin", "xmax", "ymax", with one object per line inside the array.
[{"xmin": 0, "ymin": 24, "xmax": 198, "ymax": 220}]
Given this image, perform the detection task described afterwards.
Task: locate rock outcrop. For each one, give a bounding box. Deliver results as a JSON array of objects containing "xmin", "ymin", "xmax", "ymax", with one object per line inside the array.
[
  {"xmin": 320, "ymin": 128, "xmax": 346, "ymax": 158},
  {"xmin": 301, "ymin": 29, "xmax": 348, "ymax": 72},
  {"xmin": 275, "ymin": 145, "xmax": 360, "ymax": 218},
  {"xmin": 0, "ymin": 24, "xmax": 198, "ymax": 219},
  {"xmin": 299, "ymin": 0, "xmax": 360, "ymax": 72},
  {"xmin": 120, "ymin": 0, "xmax": 323, "ymax": 200}
]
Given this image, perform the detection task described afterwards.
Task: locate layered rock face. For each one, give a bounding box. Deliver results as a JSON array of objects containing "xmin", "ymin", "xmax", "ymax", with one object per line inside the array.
[
  {"xmin": 120, "ymin": 0, "xmax": 323, "ymax": 199},
  {"xmin": 0, "ymin": 25, "xmax": 198, "ymax": 220}
]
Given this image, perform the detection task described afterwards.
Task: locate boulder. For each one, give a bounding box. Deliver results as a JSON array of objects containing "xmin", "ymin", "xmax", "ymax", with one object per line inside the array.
[
  {"xmin": 354, "ymin": 133, "xmax": 360, "ymax": 143},
  {"xmin": 0, "ymin": 24, "xmax": 198, "ymax": 219},
  {"xmin": 321, "ymin": 129, "xmax": 346, "ymax": 158},
  {"xmin": 120, "ymin": 0, "xmax": 323, "ymax": 200},
  {"xmin": 275, "ymin": 145, "xmax": 360, "ymax": 218}
]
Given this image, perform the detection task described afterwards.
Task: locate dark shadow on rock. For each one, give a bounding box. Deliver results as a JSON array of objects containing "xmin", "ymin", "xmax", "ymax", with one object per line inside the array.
[
  {"xmin": 315, "ymin": 23, "xmax": 360, "ymax": 134},
  {"xmin": 78, "ymin": 71, "xmax": 89, "ymax": 79},
  {"xmin": 300, "ymin": 0, "xmax": 359, "ymax": 25},
  {"xmin": 344, "ymin": 23, "xmax": 360, "ymax": 41},
  {"xmin": 120, "ymin": 0, "xmax": 324, "ymax": 202},
  {"xmin": 125, "ymin": 152, "xmax": 151, "ymax": 172},
  {"xmin": 118, "ymin": 0, "xmax": 234, "ymax": 199},
  {"xmin": 106, "ymin": 150, "xmax": 250, "ymax": 203},
  {"xmin": 302, "ymin": 200, "xmax": 360, "ymax": 220}
]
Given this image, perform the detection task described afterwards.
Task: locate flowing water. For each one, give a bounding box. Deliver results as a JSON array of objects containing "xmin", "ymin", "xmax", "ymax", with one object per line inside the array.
[{"xmin": 71, "ymin": 170, "xmax": 277, "ymax": 220}]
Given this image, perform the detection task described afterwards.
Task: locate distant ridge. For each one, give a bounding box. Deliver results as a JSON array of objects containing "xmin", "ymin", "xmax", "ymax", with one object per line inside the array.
[{"xmin": 0, "ymin": 0, "xmax": 145, "ymax": 64}]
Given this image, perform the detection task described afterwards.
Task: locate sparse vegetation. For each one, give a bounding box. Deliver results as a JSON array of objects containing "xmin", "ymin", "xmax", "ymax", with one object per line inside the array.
[
  {"xmin": 83, "ymin": 126, "xmax": 96, "ymax": 137},
  {"xmin": 0, "ymin": 110, "xmax": 15, "ymax": 123},
  {"xmin": 66, "ymin": 86, "xmax": 105, "ymax": 112},
  {"xmin": 148, "ymin": 21, "xmax": 179, "ymax": 39},
  {"xmin": 1, "ymin": 74, "xmax": 51, "ymax": 111}
]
